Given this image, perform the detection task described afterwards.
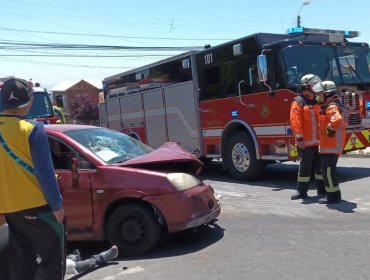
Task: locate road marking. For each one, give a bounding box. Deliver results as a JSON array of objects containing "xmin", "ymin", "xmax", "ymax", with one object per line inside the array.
[
  {"xmin": 217, "ymin": 190, "xmax": 246, "ymax": 198},
  {"xmin": 101, "ymin": 266, "xmax": 144, "ymax": 279}
]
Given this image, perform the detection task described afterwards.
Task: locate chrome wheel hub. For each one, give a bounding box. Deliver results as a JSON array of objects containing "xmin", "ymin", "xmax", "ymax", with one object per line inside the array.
[{"xmin": 231, "ymin": 143, "xmax": 250, "ymax": 172}]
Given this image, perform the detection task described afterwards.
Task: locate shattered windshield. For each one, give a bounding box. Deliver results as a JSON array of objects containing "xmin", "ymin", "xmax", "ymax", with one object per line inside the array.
[
  {"xmin": 65, "ymin": 128, "xmax": 153, "ymax": 164},
  {"xmin": 282, "ymin": 45, "xmax": 370, "ymax": 87}
]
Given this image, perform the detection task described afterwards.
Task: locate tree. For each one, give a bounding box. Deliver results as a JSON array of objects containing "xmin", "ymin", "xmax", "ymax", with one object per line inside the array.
[{"xmin": 69, "ymin": 94, "xmax": 99, "ymax": 124}]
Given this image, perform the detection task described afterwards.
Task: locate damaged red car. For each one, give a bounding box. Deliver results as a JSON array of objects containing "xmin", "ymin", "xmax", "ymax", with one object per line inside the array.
[{"xmin": 45, "ymin": 125, "xmax": 221, "ymax": 256}]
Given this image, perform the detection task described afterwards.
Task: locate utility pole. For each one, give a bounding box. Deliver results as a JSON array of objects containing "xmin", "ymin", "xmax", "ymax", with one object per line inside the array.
[{"xmin": 297, "ymin": 0, "xmax": 310, "ymax": 27}]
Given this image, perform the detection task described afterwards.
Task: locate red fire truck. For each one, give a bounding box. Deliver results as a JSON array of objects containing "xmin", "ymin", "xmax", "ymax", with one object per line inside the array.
[{"xmin": 101, "ymin": 27, "xmax": 370, "ymax": 181}]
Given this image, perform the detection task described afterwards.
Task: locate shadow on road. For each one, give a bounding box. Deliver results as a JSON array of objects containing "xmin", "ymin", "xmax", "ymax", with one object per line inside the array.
[
  {"xmin": 135, "ymin": 223, "xmax": 225, "ymax": 260},
  {"xmin": 201, "ymin": 161, "xmax": 297, "ymax": 190},
  {"xmin": 201, "ymin": 160, "xmax": 370, "ymax": 191},
  {"xmin": 325, "ymin": 200, "xmax": 357, "ymax": 213},
  {"xmin": 299, "ymin": 196, "xmax": 357, "ymax": 213},
  {"xmin": 67, "ymin": 223, "xmax": 225, "ymax": 264}
]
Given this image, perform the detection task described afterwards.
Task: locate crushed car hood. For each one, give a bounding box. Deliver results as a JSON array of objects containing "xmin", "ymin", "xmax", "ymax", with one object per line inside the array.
[{"xmin": 118, "ymin": 142, "xmax": 203, "ymax": 175}]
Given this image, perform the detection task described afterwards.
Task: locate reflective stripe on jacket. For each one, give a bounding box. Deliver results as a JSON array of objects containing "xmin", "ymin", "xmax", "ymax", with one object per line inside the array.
[
  {"xmin": 0, "ymin": 115, "xmax": 62, "ymax": 213},
  {"xmin": 319, "ymin": 100, "xmax": 347, "ymax": 155},
  {"xmin": 290, "ymin": 95, "xmax": 320, "ymax": 147}
]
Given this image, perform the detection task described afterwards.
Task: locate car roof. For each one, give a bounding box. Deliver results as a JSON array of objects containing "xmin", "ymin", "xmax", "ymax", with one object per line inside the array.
[{"xmin": 44, "ymin": 124, "xmax": 102, "ymax": 133}]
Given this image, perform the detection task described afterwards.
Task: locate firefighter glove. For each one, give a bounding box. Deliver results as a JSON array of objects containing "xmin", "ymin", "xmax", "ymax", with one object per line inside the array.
[
  {"xmin": 296, "ymin": 137, "xmax": 305, "ymax": 149},
  {"xmin": 326, "ymin": 127, "xmax": 336, "ymax": 137}
]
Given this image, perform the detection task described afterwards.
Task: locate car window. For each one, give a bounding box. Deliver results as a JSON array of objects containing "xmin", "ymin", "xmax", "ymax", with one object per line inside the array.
[{"xmin": 48, "ymin": 137, "xmax": 94, "ymax": 170}]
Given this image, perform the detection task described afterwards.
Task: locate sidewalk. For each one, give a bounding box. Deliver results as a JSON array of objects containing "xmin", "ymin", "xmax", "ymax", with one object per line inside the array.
[{"xmin": 344, "ymin": 147, "xmax": 370, "ymax": 157}]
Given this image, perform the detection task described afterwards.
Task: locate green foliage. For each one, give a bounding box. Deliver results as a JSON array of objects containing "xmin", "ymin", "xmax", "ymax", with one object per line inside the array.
[{"xmin": 69, "ymin": 95, "xmax": 99, "ymax": 123}]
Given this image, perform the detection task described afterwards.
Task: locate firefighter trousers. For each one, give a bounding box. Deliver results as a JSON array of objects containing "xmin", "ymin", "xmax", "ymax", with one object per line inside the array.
[
  {"xmin": 296, "ymin": 146, "xmax": 325, "ymax": 195},
  {"xmin": 5, "ymin": 205, "xmax": 65, "ymax": 280},
  {"xmin": 320, "ymin": 153, "xmax": 341, "ymax": 202}
]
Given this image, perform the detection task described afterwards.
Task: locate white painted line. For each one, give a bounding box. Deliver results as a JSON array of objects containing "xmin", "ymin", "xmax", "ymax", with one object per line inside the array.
[
  {"xmin": 101, "ymin": 266, "xmax": 145, "ymax": 279},
  {"xmin": 217, "ymin": 190, "xmax": 246, "ymax": 198}
]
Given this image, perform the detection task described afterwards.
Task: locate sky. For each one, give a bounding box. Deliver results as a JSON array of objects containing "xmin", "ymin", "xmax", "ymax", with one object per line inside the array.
[{"xmin": 0, "ymin": 0, "xmax": 369, "ymax": 89}]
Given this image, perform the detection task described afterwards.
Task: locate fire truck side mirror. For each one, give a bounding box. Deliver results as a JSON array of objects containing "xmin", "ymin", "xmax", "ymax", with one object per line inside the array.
[{"xmin": 257, "ymin": 55, "xmax": 268, "ymax": 82}]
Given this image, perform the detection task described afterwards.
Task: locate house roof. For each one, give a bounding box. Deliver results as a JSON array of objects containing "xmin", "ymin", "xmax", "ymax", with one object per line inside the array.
[{"xmin": 50, "ymin": 79, "xmax": 103, "ymax": 92}]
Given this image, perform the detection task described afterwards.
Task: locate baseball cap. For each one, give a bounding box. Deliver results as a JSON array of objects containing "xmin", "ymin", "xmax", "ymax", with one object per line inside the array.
[{"xmin": 1, "ymin": 78, "xmax": 33, "ymax": 109}]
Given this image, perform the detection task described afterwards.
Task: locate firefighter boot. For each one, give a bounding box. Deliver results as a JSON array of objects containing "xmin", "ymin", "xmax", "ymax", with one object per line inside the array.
[
  {"xmin": 316, "ymin": 186, "xmax": 326, "ymax": 198},
  {"xmin": 291, "ymin": 191, "xmax": 308, "ymax": 200},
  {"xmin": 318, "ymin": 191, "xmax": 341, "ymax": 204}
]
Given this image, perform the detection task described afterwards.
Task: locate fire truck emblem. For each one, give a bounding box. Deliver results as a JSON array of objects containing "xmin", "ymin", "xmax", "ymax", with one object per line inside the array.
[
  {"xmin": 260, "ymin": 105, "xmax": 270, "ymax": 117},
  {"xmin": 350, "ymin": 135, "xmax": 358, "ymax": 145}
]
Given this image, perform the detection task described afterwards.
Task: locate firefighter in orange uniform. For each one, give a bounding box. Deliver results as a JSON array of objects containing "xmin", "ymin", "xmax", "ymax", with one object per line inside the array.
[
  {"xmin": 317, "ymin": 81, "xmax": 346, "ymax": 204},
  {"xmin": 290, "ymin": 74, "xmax": 325, "ymax": 200}
]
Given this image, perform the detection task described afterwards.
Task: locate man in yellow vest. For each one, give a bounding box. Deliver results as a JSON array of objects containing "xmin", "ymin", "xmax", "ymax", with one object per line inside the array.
[
  {"xmin": 0, "ymin": 78, "xmax": 65, "ymax": 279},
  {"xmin": 53, "ymin": 105, "xmax": 66, "ymax": 124}
]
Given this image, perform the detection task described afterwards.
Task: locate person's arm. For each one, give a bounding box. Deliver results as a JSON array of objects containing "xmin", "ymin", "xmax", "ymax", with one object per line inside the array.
[
  {"xmin": 326, "ymin": 105, "xmax": 343, "ymax": 136},
  {"xmin": 290, "ymin": 100, "xmax": 304, "ymax": 148},
  {"xmin": 29, "ymin": 123, "xmax": 63, "ymax": 212}
]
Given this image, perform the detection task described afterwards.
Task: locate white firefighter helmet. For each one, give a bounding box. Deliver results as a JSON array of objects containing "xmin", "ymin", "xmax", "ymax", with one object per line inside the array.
[
  {"xmin": 321, "ymin": 80, "xmax": 338, "ymax": 99},
  {"xmin": 322, "ymin": 80, "xmax": 337, "ymax": 93},
  {"xmin": 300, "ymin": 74, "xmax": 324, "ymax": 93}
]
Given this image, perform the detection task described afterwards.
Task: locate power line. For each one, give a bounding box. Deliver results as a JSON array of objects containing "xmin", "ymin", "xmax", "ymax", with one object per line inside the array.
[
  {"xmin": 0, "ymin": 54, "xmax": 173, "ymax": 58},
  {"xmin": 0, "ymin": 27, "xmax": 230, "ymax": 41},
  {"xmin": 0, "ymin": 40, "xmax": 202, "ymax": 51}
]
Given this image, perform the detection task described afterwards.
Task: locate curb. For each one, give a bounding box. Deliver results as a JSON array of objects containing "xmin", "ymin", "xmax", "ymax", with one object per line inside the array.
[{"xmin": 342, "ymin": 153, "xmax": 370, "ymax": 158}]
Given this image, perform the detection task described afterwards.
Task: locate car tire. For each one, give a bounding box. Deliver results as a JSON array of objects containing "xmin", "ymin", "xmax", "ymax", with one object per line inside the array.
[
  {"xmin": 107, "ymin": 203, "xmax": 161, "ymax": 257},
  {"xmin": 225, "ymin": 131, "xmax": 264, "ymax": 181}
]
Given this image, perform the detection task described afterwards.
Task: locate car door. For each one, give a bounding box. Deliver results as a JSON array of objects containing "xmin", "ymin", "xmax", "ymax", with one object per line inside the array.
[{"xmin": 48, "ymin": 137, "xmax": 94, "ymax": 230}]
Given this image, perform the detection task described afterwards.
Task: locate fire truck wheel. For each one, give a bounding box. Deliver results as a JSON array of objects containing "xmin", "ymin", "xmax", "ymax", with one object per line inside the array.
[
  {"xmin": 225, "ymin": 132, "xmax": 264, "ymax": 181},
  {"xmin": 107, "ymin": 203, "xmax": 161, "ymax": 257}
]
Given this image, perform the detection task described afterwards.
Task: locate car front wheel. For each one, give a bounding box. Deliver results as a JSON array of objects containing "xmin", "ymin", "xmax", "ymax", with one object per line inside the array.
[{"xmin": 107, "ymin": 203, "xmax": 161, "ymax": 257}]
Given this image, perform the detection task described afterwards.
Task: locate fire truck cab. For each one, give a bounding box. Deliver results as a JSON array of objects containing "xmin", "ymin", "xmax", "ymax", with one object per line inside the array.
[
  {"xmin": 0, "ymin": 81, "xmax": 61, "ymax": 124},
  {"xmin": 101, "ymin": 27, "xmax": 370, "ymax": 181},
  {"xmin": 26, "ymin": 86, "xmax": 60, "ymax": 124}
]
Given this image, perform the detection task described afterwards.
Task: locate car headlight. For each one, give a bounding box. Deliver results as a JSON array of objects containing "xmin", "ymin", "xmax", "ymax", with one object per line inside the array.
[{"xmin": 166, "ymin": 173, "xmax": 201, "ymax": 191}]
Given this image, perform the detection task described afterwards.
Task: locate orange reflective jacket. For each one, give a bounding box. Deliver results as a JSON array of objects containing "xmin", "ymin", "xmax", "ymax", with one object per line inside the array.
[
  {"xmin": 290, "ymin": 96, "xmax": 320, "ymax": 147},
  {"xmin": 319, "ymin": 100, "xmax": 347, "ymax": 155}
]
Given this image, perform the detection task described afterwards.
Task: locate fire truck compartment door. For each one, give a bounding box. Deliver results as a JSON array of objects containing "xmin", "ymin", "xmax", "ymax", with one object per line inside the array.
[
  {"xmin": 164, "ymin": 81, "xmax": 200, "ymax": 154},
  {"xmin": 120, "ymin": 94, "xmax": 145, "ymax": 132},
  {"xmin": 143, "ymin": 87, "xmax": 167, "ymax": 148},
  {"xmin": 143, "ymin": 81, "xmax": 201, "ymax": 154},
  {"xmin": 106, "ymin": 98, "xmax": 122, "ymax": 132}
]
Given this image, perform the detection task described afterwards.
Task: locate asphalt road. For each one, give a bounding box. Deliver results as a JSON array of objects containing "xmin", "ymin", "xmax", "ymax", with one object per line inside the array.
[{"xmin": 66, "ymin": 157, "xmax": 370, "ymax": 280}]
